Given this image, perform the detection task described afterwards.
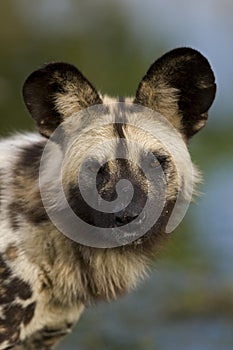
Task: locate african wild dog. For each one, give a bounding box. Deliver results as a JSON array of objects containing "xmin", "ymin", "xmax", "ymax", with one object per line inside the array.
[{"xmin": 0, "ymin": 48, "xmax": 216, "ymax": 349}]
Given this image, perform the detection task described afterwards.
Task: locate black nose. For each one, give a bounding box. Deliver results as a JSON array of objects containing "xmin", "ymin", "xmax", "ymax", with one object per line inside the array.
[{"xmin": 114, "ymin": 212, "xmax": 139, "ymax": 227}]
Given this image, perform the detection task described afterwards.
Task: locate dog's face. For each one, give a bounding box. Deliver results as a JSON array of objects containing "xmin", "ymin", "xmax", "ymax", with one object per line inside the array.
[
  {"xmin": 23, "ymin": 48, "xmax": 216, "ymax": 247},
  {"xmin": 59, "ymin": 106, "xmax": 178, "ymax": 232}
]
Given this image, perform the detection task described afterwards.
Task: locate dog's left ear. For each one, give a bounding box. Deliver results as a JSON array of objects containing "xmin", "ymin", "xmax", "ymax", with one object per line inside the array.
[
  {"xmin": 23, "ymin": 62, "xmax": 102, "ymax": 138},
  {"xmin": 134, "ymin": 47, "xmax": 216, "ymax": 139}
]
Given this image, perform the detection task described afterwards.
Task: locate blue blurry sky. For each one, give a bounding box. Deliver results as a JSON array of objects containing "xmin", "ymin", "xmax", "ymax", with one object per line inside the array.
[
  {"xmin": 17, "ymin": 0, "xmax": 233, "ymax": 127},
  {"xmin": 121, "ymin": 0, "xmax": 233, "ymax": 123}
]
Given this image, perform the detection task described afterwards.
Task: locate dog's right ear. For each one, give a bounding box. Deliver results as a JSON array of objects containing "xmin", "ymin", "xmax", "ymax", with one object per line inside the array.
[
  {"xmin": 23, "ymin": 63, "xmax": 102, "ymax": 138},
  {"xmin": 134, "ymin": 47, "xmax": 216, "ymax": 139}
]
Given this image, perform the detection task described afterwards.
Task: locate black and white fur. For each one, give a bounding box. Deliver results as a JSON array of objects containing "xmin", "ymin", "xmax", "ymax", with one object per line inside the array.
[{"xmin": 0, "ymin": 48, "xmax": 216, "ymax": 349}]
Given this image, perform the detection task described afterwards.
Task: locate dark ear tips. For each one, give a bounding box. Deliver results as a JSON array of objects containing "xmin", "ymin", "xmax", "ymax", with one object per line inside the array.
[
  {"xmin": 22, "ymin": 64, "xmax": 65, "ymax": 138},
  {"xmin": 23, "ymin": 50, "xmax": 216, "ymax": 139},
  {"xmin": 135, "ymin": 47, "xmax": 216, "ymax": 138},
  {"xmin": 23, "ymin": 62, "xmax": 102, "ymax": 138},
  {"xmin": 173, "ymin": 48, "xmax": 216, "ymax": 137}
]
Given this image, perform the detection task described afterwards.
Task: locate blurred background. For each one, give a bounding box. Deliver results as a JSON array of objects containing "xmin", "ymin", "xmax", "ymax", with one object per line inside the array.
[{"xmin": 0, "ymin": 1, "xmax": 232, "ymax": 349}]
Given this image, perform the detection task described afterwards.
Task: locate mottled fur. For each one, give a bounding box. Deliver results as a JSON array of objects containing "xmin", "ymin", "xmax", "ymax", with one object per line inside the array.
[{"xmin": 0, "ymin": 48, "xmax": 216, "ymax": 349}]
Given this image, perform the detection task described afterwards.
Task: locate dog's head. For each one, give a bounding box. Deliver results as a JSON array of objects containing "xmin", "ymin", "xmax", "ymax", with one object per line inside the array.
[{"xmin": 23, "ymin": 48, "xmax": 216, "ymax": 248}]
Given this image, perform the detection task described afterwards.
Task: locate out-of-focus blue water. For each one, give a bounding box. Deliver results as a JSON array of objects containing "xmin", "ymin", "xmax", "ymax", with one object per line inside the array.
[
  {"xmin": 193, "ymin": 162, "xmax": 233, "ymax": 279},
  {"xmin": 59, "ymin": 269, "xmax": 233, "ymax": 350}
]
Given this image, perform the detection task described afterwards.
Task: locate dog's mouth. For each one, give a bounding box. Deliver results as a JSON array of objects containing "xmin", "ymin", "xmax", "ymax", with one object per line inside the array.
[{"xmin": 113, "ymin": 210, "xmax": 147, "ymax": 228}]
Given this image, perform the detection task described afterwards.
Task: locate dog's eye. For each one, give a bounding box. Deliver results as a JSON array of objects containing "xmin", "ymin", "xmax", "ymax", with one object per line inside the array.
[
  {"xmin": 150, "ymin": 158, "xmax": 161, "ymax": 168},
  {"xmin": 85, "ymin": 159, "xmax": 100, "ymax": 173},
  {"xmin": 151, "ymin": 154, "xmax": 168, "ymax": 169}
]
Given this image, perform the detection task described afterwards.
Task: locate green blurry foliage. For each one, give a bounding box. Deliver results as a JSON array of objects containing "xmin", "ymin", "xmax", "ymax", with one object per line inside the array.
[{"xmin": 0, "ymin": 0, "xmax": 154, "ymax": 133}]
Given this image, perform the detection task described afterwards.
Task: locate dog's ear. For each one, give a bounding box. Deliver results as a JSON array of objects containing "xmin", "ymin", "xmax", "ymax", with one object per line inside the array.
[
  {"xmin": 23, "ymin": 62, "xmax": 102, "ymax": 137},
  {"xmin": 134, "ymin": 47, "xmax": 216, "ymax": 139}
]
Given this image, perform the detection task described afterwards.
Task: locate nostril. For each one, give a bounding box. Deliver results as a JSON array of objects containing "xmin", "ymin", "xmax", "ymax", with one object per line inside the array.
[
  {"xmin": 129, "ymin": 215, "xmax": 139, "ymax": 222},
  {"xmin": 114, "ymin": 214, "xmax": 139, "ymax": 226},
  {"xmin": 115, "ymin": 216, "xmax": 124, "ymax": 227}
]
